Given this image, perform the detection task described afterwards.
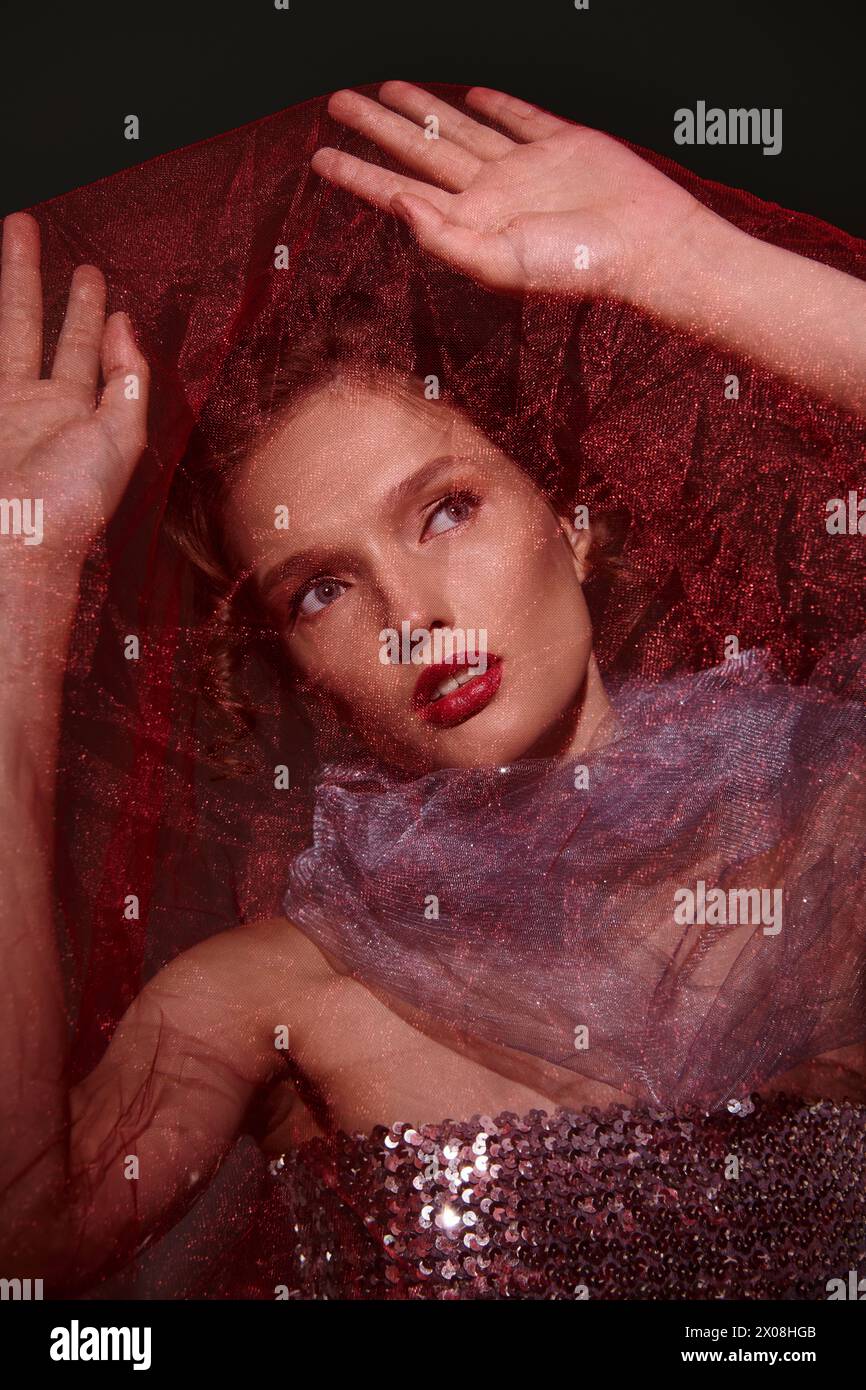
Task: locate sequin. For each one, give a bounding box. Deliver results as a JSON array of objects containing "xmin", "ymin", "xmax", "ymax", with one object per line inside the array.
[{"xmin": 264, "ymin": 1093, "xmax": 866, "ymax": 1299}]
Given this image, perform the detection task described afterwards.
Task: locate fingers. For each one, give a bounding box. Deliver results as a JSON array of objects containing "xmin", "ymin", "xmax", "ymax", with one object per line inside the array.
[
  {"xmin": 0, "ymin": 212, "xmax": 43, "ymax": 380},
  {"xmin": 325, "ymin": 88, "xmax": 481, "ymax": 193},
  {"xmin": 311, "ymin": 145, "xmax": 453, "ymax": 217},
  {"xmin": 377, "ymin": 81, "xmax": 514, "ymax": 162},
  {"xmin": 96, "ymin": 312, "xmax": 149, "ymax": 462},
  {"xmin": 390, "ymin": 194, "xmax": 520, "ymax": 292},
  {"xmin": 51, "ymin": 264, "xmax": 107, "ymax": 394},
  {"xmin": 464, "ymin": 87, "xmax": 568, "ymax": 142}
]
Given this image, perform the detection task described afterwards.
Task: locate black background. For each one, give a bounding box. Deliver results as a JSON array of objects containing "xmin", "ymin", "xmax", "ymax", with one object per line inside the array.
[{"xmin": 0, "ymin": 0, "xmax": 863, "ymax": 236}]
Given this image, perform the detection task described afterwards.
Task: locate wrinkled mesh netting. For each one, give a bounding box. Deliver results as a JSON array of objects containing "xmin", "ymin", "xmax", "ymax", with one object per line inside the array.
[{"xmin": 22, "ymin": 82, "xmax": 866, "ymax": 1295}]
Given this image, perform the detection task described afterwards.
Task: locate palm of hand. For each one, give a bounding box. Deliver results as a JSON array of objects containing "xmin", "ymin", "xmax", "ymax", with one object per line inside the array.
[
  {"xmin": 312, "ymin": 83, "xmax": 702, "ymax": 301},
  {"xmin": 0, "ymin": 382, "xmax": 131, "ymax": 562},
  {"xmin": 0, "ymin": 216, "xmax": 148, "ymax": 578},
  {"xmin": 443, "ymin": 127, "xmax": 694, "ymax": 296}
]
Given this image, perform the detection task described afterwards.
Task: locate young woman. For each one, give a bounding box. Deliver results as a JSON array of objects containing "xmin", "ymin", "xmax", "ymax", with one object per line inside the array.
[{"xmin": 0, "ymin": 82, "xmax": 864, "ymax": 1300}]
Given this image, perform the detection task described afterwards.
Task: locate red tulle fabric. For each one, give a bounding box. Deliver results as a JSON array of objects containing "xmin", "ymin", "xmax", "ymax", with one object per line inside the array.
[{"xmin": 23, "ymin": 83, "xmax": 866, "ymax": 1294}]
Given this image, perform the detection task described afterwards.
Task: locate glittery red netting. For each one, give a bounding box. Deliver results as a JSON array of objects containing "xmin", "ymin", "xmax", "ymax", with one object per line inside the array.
[{"xmin": 24, "ymin": 83, "xmax": 866, "ymax": 1295}]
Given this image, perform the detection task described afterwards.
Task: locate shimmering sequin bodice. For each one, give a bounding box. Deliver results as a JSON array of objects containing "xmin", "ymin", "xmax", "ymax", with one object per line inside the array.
[{"xmin": 264, "ymin": 1094, "xmax": 866, "ymax": 1299}]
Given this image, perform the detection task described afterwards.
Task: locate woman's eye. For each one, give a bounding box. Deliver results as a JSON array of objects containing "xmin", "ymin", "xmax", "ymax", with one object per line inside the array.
[
  {"xmin": 296, "ymin": 577, "xmax": 346, "ymax": 618},
  {"xmin": 423, "ymin": 491, "xmax": 479, "ymax": 539}
]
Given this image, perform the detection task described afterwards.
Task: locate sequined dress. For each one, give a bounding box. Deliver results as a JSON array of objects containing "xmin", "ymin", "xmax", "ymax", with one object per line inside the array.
[
  {"xmin": 258, "ymin": 639, "xmax": 866, "ymax": 1300},
  {"xmin": 261, "ymin": 1093, "xmax": 866, "ymax": 1300}
]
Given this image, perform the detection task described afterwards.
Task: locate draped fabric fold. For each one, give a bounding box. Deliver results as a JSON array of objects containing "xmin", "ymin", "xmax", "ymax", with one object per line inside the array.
[
  {"xmin": 20, "ymin": 82, "xmax": 865, "ymax": 1293},
  {"xmin": 284, "ymin": 635, "xmax": 866, "ymax": 1112}
]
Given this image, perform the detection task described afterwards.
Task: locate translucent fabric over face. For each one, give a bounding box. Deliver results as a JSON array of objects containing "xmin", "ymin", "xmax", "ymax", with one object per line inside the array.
[{"xmin": 19, "ymin": 83, "xmax": 866, "ymax": 1293}]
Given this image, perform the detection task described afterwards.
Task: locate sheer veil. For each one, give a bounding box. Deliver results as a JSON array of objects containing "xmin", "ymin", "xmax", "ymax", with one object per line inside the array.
[{"xmin": 24, "ymin": 82, "xmax": 866, "ymax": 1293}]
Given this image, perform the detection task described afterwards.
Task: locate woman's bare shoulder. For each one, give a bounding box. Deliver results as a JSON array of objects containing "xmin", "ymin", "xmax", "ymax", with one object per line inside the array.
[
  {"xmin": 181, "ymin": 912, "xmax": 332, "ymax": 969},
  {"xmin": 180, "ymin": 913, "xmax": 348, "ymax": 1031}
]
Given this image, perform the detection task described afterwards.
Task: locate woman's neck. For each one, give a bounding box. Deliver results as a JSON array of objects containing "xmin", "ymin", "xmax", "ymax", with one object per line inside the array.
[{"xmin": 524, "ymin": 654, "xmax": 620, "ymax": 763}]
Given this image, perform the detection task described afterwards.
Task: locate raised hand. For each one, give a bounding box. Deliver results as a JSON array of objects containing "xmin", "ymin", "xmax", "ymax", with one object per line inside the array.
[
  {"xmin": 0, "ymin": 213, "xmax": 149, "ymax": 581},
  {"xmin": 310, "ymin": 82, "xmax": 705, "ymax": 304}
]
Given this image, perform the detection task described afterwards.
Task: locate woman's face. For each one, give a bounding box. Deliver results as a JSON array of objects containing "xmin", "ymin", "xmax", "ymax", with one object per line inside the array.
[{"xmin": 224, "ymin": 377, "xmax": 611, "ymax": 773}]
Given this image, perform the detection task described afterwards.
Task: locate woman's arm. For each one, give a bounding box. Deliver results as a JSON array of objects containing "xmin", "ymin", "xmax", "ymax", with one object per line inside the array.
[
  {"xmin": 312, "ymin": 83, "xmax": 866, "ymax": 417},
  {"xmin": 0, "ymin": 214, "xmax": 317, "ymax": 1291},
  {"xmin": 0, "ymin": 587, "xmax": 78, "ymax": 1255},
  {"xmin": 60, "ymin": 917, "xmax": 324, "ymax": 1290},
  {"xmin": 639, "ymin": 205, "xmax": 866, "ymax": 417},
  {"xmin": 0, "ymin": 210, "xmax": 150, "ymax": 1272},
  {"xmin": 0, "ymin": 561, "xmax": 315, "ymax": 1291}
]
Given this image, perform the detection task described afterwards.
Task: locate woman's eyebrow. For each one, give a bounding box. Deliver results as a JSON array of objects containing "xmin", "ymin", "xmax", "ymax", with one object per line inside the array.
[
  {"xmin": 257, "ymin": 456, "xmax": 475, "ymax": 597},
  {"xmin": 384, "ymin": 454, "xmax": 472, "ymax": 512},
  {"xmin": 258, "ymin": 545, "xmax": 356, "ymax": 599}
]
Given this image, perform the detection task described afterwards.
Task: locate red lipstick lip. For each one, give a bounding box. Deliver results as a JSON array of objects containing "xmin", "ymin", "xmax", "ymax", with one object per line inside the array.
[{"xmin": 411, "ymin": 654, "xmax": 503, "ymax": 728}]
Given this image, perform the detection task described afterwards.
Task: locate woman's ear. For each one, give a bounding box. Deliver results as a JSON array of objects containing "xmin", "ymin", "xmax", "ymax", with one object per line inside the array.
[{"xmin": 557, "ymin": 513, "xmax": 594, "ymax": 584}]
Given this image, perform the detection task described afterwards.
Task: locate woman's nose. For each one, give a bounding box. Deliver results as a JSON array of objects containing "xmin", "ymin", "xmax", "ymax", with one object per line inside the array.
[
  {"xmin": 378, "ymin": 611, "xmax": 456, "ymax": 665},
  {"xmin": 375, "ymin": 563, "xmax": 457, "ymax": 639}
]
